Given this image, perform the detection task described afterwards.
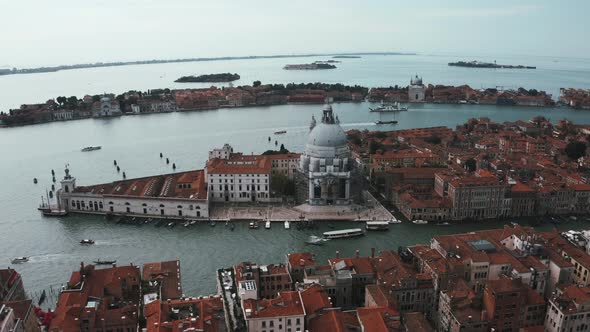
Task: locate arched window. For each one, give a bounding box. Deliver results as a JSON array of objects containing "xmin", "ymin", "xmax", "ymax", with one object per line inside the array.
[
  {"xmin": 109, "ymin": 201, "xmax": 114, "ymax": 205},
  {"xmin": 142, "ymin": 203, "xmax": 147, "ymax": 206},
  {"xmin": 177, "ymin": 205, "xmax": 183, "ymax": 209},
  {"xmin": 159, "ymin": 204, "xmax": 165, "ymax": 208},
  {"xmin": 195, "ymin": 206, "xmax": 200, "ymax": 210},
  {"xmin": 125, "ymin": 202, "xmax": 130, "ymax": 205}
]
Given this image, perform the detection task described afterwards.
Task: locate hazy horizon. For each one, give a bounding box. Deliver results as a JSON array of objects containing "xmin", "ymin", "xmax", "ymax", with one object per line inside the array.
[{"xmin": 1, "ymin": 0, "xmax": 589, "ymax": 68}]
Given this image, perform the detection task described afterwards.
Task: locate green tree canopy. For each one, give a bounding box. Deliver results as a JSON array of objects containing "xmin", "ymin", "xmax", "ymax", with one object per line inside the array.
[{"xmin": 565, "ymin": 141, "xmax": 587, "ymax": 160}]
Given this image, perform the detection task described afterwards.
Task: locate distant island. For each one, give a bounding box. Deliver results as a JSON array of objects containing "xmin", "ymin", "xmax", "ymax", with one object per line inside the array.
[
  {"xmin": 175, "ymin": 73, "xmax": 240, "ymax": 83},
  {"xmin": 283, "ymin": 62, "xmax": 337, "ymax": 70},
  {"xmin": 449, "ymin": 60, "xmax": 536, "ymax": 69},
  {"xmin": 0, "ymin": 52, "xmax": 413, "ymax": 76},
  {"xmin": 333, "ymin": 55, "xmax": 361, "ymax": 59}
]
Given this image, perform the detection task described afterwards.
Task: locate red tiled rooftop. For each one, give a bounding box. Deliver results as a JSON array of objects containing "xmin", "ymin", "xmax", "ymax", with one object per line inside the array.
[
  {"xmin": 207, "ymin": 154, "xmax": 271, "ymax": 175},
  {"xmin": 288, "ymin": 252, "xmax": 316, "ymax": 268},
  {"xmin": 357, "ymin": 306, "xmax": 400, "ymax": 332},
  {"xmin": 243, "ymin": 291, "xmax": 304, "ymax": 319},
  {"xmin": 300, "ymin": 284, "xmax": 332, "ymax": 315}
]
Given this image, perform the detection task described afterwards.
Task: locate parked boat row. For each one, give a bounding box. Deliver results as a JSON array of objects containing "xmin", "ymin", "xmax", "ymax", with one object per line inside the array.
[{"xmin": 369, "ymin": 102, "xmax": 408, "ymax": 112}]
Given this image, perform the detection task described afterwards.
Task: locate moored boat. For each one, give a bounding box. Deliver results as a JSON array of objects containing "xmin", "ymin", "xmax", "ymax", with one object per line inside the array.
[
  {"xmin": 412, "ymin": 219, "xmax": 428, "ymax": 225},
  {"xmin": 80, "ymin": 239, "xmax": 95, "ymax": 245},
  {"xmin": 93, "ymin": 259, "xmax": 116, "ymax": 265},
  {"xmin": 369, "ymin": 102, "xmax": 408, "ymax": 112},
  {"xmin": 274, "ymin": 130, "xmax": 287, "ymax": 135},
  {"xmin": 323, "ymin": 228, "xmax": 364, "ymax": 239},
  {"xmin": 389, "ymin": 216, "xmax": 402, "ymax": 224},
  {"xmin": 284, "ymin": 220, "xmax": 290, "ymax": 229},
  {"xmin": 11, "ymin": 257, "xmax": 29, "ymax": 264},
  {"xmin": 249, "ymin": 221, "xmax": 259, "ymax": 229},
  {"xmin": 265, "ymin": 220, "xmax": 271, "ymax": 229},
  {"xmin": 365, "ymin": 221, "xmax": 390, "ymax": 231},
  {"xmin": 375, "ymin": 120, "xmax": 398, "ymax": 125}
]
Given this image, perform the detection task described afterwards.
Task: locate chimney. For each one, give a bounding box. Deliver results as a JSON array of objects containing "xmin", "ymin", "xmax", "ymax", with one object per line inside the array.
[
  {"xmin": 355, "ymin": 250, "xmax": 360, "ymax": 258},
  {"xmin": 336, "ymin": 251, "xmax": 340, "ymax": 259},
  {"xmin": 371, "ymin": 247, "xmax": 376, "ymax": 258}
]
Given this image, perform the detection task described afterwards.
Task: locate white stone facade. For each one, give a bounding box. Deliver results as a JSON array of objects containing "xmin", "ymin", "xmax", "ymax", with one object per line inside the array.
[
  {"xmin": 408, "ymin": 75, "xmax": 426, "ymax": 102},
  {"xmin": 299, "ymin": 104, "xmax": 351, "ymax": 205},
  {"xmin": 207, "ymin": 172, "xmax": 270, "ymax": 203}
]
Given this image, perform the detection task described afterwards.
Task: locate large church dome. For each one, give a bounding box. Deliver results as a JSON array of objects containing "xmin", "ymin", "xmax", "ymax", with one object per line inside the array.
[{"xmin": 306, "ymin": 104, "xmax": 347, "ymax": 147}]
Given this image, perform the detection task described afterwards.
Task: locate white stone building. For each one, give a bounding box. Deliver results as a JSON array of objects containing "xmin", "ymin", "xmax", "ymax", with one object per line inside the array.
[
  {"xmin": 92, "ymin": 96, "xmax": 122, "ymax": 117},
  {"xmin": 57, "ymin": 167, "xmax": 209, "ymax": 218},
  {"xmin": 299, "ymin": 104, "xmax": 351, "ymax": 205},
  {"xmin": 408, "ymin": 75, "xmax": 426, "ymax": 102},
  {"xmin": 545, "ymin": 284, "xmax": 590, "ymax": 332},
  {"xmin": 242, "ymin": 291, "xmax": 305, "ymax": 332},
  {"xmin": 269, "ymin": 153, "xmax": 301, "ymax": 179},
  {"xmin": 52, "ymin": 109, "xmax": 74, "ymax": 121},
  {"xmin": 206, "ymin": 146, "xmax": 272, "ymax": 203}
]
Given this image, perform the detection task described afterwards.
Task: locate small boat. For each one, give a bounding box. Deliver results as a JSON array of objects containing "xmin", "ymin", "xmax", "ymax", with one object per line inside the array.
[
  {"xmin": 284, "ymin": 221, "xmax": 290, "ymax": 229},
  {"xmin": 93, "ymin": 259, "xmax": 116, "ymax": 265},
  {"xmin": 41, "ymin": 209, "xmax": 68, "ymax": 217},
  {"xmin": 167, "ymin": 222, "xmax": 176, "ymax": 228},
  {"xmin": 570, "ymin": 216, "xmax": 578, "ymax": 221},
  {"xmin": 437, "ymin": 222, "xmax": 451, "ymax": 226},
  {"xmin": 81, "ymin": 146, "xmax": 101, "ymax": 152},
  {"xmin": 389, "ymin": 217, "xmax": 402, "ymax": 224},
  {"xmin": 305, "ymin": 235, "xmax": 327, "ymax": 245},
  {"xmin": 265, "ymin": 221, "xmax": 271, "ymax": 229},
  {"xmin": 412, "ymin": 219, "xmax": 428, "ymax": 225},
  {"xmin": 11, "ymin": 257, "xmax": 29, "ymax": 264},
  {"xmin": 274, "ymin": 130, "xmax": 287, "ymax": 135},
  {"xmin": 323, "ymin": 228, "xmax": 364, "ymax": 239},
  {"xmin": 375, "ymin": 120, "xmax": 398, "ymax": 125},
  {"xmin": 183, "ymin": 221, "xmax": 190, "ymax": 227},
  {"xmin": 365, "ymin": 221, "xmax": 390, "ymax": 231},
  {"xmin": 144, "ymin": 218, "xmax": 151, "ymax": 224},
  {"xmin": 80, "ymin": 239, "xmax": 95, "ymax": 245},
  {"xmin": 209, "ymin": 221, "xmax": 216, "ymax": 227},
  {"xmin": 249, "ymin": 221, "xmax": 259, "ymax": 229},
  {"xmin": 190, "ymin": 220, "xmax": 197, "ymax": 225}
]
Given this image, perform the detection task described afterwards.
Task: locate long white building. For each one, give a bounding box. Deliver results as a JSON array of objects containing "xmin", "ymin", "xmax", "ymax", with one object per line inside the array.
[{"xmin": 57, "ymin": 167, "xmax": 209, "ymax": 218}]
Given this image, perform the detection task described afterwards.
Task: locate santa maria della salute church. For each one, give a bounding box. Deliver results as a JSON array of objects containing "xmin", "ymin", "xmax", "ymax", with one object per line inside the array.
[{"xmin": 296, "ymin": 103, "xmax": 363, "ymax": 206}]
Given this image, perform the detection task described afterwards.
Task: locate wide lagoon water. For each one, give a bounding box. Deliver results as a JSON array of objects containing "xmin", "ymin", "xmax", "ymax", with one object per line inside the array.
[{"xmin": 1, "ymin": 54, "xmax": 590, "ymax": 301}]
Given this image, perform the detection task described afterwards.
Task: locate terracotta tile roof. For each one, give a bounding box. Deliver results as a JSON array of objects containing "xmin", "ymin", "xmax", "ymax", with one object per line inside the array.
[
  {"xmin": 403, "ymin": 312, "xmax": 434, "ymax": 332},
  {"xmin": 207, "ymin": 154, "xmax": 271, "ymax": 175},
  {"xmin": 329, "ymin": 257, "xmax": 374, "ymax": 275},
  {"xmin": 243, "ymin": 291, "xmax": 304, "ymax": 319},
  {"xmin": 357, "ymin": 306, "xmax": 400, "ymax": 332},
  {"xmin": 511, "ymin": 182, "xmax": 535, "ymax": 193},
  {"xmin": 288, "ymin": 252, "xmax": 316, "ymax": 268},
  {"xmin": 308, "ymin": 309, "xmax": 360, "ymax": 332},
  {"xmin": 73, "ymin": 170, "xmax": 207, "ymax": 200},
  {"xmin": 300, "ymin": 284, "xmax": 331, "ymax": 315},
  {"xmin": 144, "ymin": 297, "xmax": 225, "ymax": 332},
  {"xmin": 142, "ymin": 260, "xmax": 182, "ymax": 300},
  {"xmin": 50, "ymin": 264, "xmax": 141, "ymax": 331}
]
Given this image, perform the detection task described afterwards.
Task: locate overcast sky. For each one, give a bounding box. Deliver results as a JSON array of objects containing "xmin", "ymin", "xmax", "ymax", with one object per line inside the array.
[{"xmin": 1, "ymin": 0, "xmax": 588, "ymax": 67}]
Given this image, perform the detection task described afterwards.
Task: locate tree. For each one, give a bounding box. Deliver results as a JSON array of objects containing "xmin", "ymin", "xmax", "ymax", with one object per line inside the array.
[
  {"xmin": 253, "ymin": 80, "xmax": 261, "ymax": 87},
  {"xmin": 67, "ymin": 96, "xmax": 78, "ymax": 108},
  {"xmin": 56, "ymin": 96, "xmax": 67, "ymax": 105},
  {"xmin": 425, "ymin": 135, "xmax": 441, "ymax": 145},
  {"xmin": 565, "ymin": 141, "xmax": 587, "ymax": 160},
  {"xmin": 464, "ymin": 158, "xmax": 477, "ymax": 172},
  {"xmin": 280, "ymin": 143, "xmax": 285, "ymax": 151},
  {"xmin": 92, "ymin": 95, "xmax": 101, "ymax": 102}
]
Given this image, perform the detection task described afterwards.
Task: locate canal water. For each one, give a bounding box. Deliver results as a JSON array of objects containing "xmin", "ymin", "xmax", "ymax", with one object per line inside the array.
[{"xmin": 1, "ymin": 53, "xmax": 590, "ymax": 302}]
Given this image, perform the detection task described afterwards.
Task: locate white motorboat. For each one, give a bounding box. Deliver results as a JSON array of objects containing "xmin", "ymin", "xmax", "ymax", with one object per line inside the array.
[
  {"xmin": 412, "ymin": 219, "xmax": 428, "ymax": 225},
  {"xmin": 365, "ymin": 221, "xmax": 390, "ymax": 231},
  {"xmin": 11, "ymin": 257, "xmax": 29, "ymax": 264},
  {"xmin": 80, "ymin": 239, "xmax": 95, "ymax": 245},
  {"xmin": 284, "ymin": 221, "xmax": 290, "ymax": 229},
  {"xmin": 389, "ymin": 217, "xmax": 402, "ymax": 224},
  {"xmin": 265, "ymin": 220, "xmax": 271, "ymax": 229}
]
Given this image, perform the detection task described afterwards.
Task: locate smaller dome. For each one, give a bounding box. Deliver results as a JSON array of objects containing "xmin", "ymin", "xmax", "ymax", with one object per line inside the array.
[{"xmin": 411, "ymin": 75, "xmax": 423, "ymax": 86}]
